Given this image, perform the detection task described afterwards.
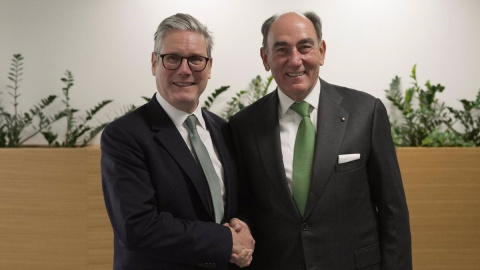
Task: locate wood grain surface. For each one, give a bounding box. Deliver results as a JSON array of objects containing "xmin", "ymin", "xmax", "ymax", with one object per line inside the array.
[{"xmin": 0, "ymin": 147, "xmax": 479, "ymax": 269}]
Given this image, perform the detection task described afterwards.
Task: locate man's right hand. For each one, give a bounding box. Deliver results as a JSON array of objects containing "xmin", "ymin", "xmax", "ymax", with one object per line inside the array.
[
  {"xmin": 226, "ymin": 218, "xmax": 255, "ymax": 253},
  {"xmin": 223, "ymin": 218, "xmax": 255, "ymax": 267}
]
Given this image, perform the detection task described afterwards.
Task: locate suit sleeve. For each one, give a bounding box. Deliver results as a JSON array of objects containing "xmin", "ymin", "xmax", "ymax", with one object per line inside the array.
[
  {"xmin": 228, "ymin": 115, "xmax": 254, "ymax": 226},
  {"xmin": 101, "ymin": 122, "xmax": 232, "ymax": 267},
  {"xmin": 367, "ymin": 99, "xmax": 413, "ymax": 270}
]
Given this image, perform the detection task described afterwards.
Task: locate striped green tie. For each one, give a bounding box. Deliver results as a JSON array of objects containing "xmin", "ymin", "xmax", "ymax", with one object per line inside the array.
[
  {"xmin": 290, "ymin": 102, "xmax": 315, "ymax": 216},
  {"xmin": 185, "ymin": 115, "xmax": 224, "ymax": 223}
]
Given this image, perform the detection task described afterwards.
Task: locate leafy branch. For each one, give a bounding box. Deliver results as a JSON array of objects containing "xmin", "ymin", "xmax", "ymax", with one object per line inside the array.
[
  {"xmin": 203, "ymin": 86, "xmax": 230, "ymax": 110},
  {"xmin": 0, "ymin": 54, "xmax": 61, "ymax": 147},
  {"xmin": 446, "ymin": 89, "xmax": 480, "ymax": 145},
  {"xmin": 385, "ymin": 64, "xmax": 477, "ymax": 146},
  {"xmin": 202, "ymin": 75, "xmax": 273, "ymax": 120},
  {"xmin": 42, "ymin": 70, "xmax": 113, "ymax": 147}
]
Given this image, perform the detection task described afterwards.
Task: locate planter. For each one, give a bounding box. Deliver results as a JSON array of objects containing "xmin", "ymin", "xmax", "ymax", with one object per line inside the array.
[
  {"xmin": 0, "ymin": 147, "xmax": 479, "ymax": 269},
  {"xmin": 397, "ymin": 147, "xmax": 480, "ymax": 270},
  {"xmin": 0, "ymin": 146, "xmax": 112, "ymax": 270}
]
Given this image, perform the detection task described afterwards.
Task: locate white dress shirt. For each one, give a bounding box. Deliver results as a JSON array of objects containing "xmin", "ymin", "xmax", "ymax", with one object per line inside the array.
[
  {"xmin": 155, "ymin": 93, "xmax": 226, "ymax": 199},
  {"xmin": 277, "ymin": 79, "xmax": 320, "ymax": 194}
]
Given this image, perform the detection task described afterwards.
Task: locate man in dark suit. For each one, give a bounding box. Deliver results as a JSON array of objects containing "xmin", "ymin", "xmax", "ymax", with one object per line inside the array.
[
  {"xmin": 101, "ymin": 13, "xmax": 254, "ymax": 269},
  {"xmin": 229, "ymin": 11, "xmax": 412, "ymax": 270}
]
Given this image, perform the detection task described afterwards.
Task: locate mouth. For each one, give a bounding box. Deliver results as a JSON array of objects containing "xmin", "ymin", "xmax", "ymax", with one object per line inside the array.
[
  {"xmin": 286, "ymin": 71, "xmax": 306, "ymax": 77},
  {"xmin": 173, "ymin": 82, "xmax": 195, "ymax": 87}
]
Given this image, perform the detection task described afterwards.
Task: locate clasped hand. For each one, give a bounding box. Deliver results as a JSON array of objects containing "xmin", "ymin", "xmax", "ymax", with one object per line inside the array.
[{"xmin": 223, "ymin": 218, "xmax": 255, "ymax": 268}]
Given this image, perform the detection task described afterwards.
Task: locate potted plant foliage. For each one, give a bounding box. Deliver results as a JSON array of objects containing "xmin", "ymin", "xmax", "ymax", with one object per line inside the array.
[
  {"xmin": 0, "ymin": 54, "xmax": 114, "ymax": 148},
  {"xmin": 203, "ymin": 74, "xmax": 274, "ymax": 119},
  {"xmin": 385, "ymin": 64, "xmax": 479, "ymax": 147}
]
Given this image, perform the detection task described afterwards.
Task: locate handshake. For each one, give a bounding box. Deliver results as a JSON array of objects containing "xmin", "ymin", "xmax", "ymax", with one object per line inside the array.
[{"xmin": 224, "ymin": 218, "xmax": 255, "ymax": 268}]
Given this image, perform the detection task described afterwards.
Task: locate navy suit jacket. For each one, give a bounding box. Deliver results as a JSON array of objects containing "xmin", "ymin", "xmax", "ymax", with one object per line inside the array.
[
  {"xmin": 101, "ymin": 95, "xmax": 237, "ymax": 270},
  {"xmin": 229, "ymin": 79, "xmax": 412, "ymax": 270}
]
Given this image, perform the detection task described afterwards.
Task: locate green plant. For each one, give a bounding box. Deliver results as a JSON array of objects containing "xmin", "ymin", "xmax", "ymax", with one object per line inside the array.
[
  {"xmin": 202, "ymin": 86, "xmax": 230, "ymax": 110},
  {"xmin": 203, "ymin": 75, "xmax": 274, "ymax": 120},
  {"xmin": 223, "ymin": 75, "xmax": 274, "ymax": 119},
  {"xmin": 42, "ymin": 70, "xmax": 113, "ymax": 147},
  {"xmin": 421, "ymin": 128, "xmax": 474, "ymax": 147},
  {"xmin": 0, "ymin": 54, "xmax": 62, "ymax": 147},
  {"xmin": 445, "ymin": 89, "xmax": 480, "ymax": 145},
  {"xmin": 385, "ymin": 64, "xmax": 477, "ymax": 147}
]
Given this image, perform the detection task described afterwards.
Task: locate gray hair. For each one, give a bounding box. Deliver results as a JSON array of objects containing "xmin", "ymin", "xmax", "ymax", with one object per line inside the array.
[
  {"xmin": 153, "ymin": 13, "xmax": 213, "ymax": 57},
  {"xmin": 261, "ymin": 11, "xmax": 322, "ymax": 49}
]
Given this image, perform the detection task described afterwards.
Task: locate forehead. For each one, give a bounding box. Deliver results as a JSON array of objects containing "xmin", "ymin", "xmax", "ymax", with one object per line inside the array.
[
  {"xmin": 267, "ymin": 14, "xmax": 317, "ymax": 47},
  {"xmin": 160, "ymin": 30, "xmax": 207, "ymax": 54}
]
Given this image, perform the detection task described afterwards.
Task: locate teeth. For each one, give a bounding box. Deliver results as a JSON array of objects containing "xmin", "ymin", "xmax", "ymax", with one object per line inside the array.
[
  {"xmin": 174, "ymin": 82, "xmax": 194, "ymax": 87},
  {"xmin": 287, "ymin": 72, "xmax": 305, "ymax": 77}
]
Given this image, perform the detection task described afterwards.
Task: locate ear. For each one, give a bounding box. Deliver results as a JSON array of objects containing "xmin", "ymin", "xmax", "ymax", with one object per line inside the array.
[
  {"xmin": 151, "ymin": 52, "xmax": 157, "ymax": 75},
  {"xmin": 260, "ymin": 47, "xmax": 270, "ymax": 71},
  {"xmin": 319, "ymin": 40, "xmax": 326, "ymax": 66}
]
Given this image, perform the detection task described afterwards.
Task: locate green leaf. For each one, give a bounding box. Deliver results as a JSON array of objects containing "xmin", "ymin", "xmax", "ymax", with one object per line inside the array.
[
  {"xmin": 385, "ymin": 65, "xmax": 480, "ymax": 147},
  {"xmin": 202, "ymin": 85, "xmax": 230, "ymax": 110},
  {"xmin": 42, "ymin": 131, "xmax": 58, "ymax": 146}
]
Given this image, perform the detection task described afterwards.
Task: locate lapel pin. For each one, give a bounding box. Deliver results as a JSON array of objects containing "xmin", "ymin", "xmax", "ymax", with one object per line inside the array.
[{"xmin": 341, "ymin": 117, "xmax": 346, "ymax": 122}]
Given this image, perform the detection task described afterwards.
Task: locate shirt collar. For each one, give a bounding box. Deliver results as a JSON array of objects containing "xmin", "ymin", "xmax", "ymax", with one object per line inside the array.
[
  {"xmin": 278, "ymin": 77, "xmax": 321, "ymax": 116},
  {"xmin": 155, "ymin": 92, "xmax": 206, "ymax": 130}
]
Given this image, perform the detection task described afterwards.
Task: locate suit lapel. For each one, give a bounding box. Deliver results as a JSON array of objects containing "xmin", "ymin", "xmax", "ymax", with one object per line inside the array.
[
  {"xmin": 304, "ymin": 80, "xmax": 349, "ymax": 219},
  {"xmin": 255, "ymin": 91, "xmax": 299, "ymax": 214},
  {"xmin": 147, "ymin": 97, "xmax": 214, "ymax": 220}
]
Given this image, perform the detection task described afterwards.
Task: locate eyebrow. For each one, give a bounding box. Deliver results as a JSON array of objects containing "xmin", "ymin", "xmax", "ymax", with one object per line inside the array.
[
  {"xmin": 297, "ymin": 38, "xmax": 316, "ymax": 46},
  {"xmin": 272, "ymin": 41, "xmax": 289, "ymax": 49},
  {"xmin": 272, "ymin": 38, "xmax": 316, "ymax": 49}
]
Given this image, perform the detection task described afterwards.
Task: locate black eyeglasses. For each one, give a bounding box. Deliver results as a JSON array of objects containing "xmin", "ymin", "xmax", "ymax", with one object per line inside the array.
[{"xmin": 156, "ymin": 53, "xmax": 210, "ymax": 72}]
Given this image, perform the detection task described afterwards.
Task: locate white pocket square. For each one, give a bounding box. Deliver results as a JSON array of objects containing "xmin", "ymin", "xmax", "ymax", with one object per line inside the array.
[{"xmin": 338, "ymin": 154, "xmax": 361, "ymax": 164}]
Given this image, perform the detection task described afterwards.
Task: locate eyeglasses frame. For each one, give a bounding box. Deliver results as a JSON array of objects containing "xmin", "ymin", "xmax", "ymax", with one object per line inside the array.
[{"xmin": 155, "ymin": 53, "xmax": 210, "ymax": 72}]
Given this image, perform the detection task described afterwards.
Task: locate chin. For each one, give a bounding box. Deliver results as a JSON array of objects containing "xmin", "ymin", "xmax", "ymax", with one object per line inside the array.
[
  {"xmin": 174, "ymin": 96, "xmax": 198, "ymax": 105},
  {"xmin": 282, "ymin": 86, "xmax": 311, "ymax": 100},
  {"xmin": 287, "ymin": 84, "xmax": 310, "ymax": 93}
]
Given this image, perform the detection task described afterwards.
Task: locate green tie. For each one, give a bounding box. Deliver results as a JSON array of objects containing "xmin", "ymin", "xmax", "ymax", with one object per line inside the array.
[
  {"xmin": 290, "ymin": 102, "xmax": 315, "ymax": 216},
  {"xmin": 185, "ymin": 115, "xmax": 224, "ymax": 223}
]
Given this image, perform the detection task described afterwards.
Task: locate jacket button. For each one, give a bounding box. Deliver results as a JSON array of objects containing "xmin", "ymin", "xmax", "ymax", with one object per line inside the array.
[{"xmin": 301, "ymin": 223, "xmax": 309, "ymax": 231}]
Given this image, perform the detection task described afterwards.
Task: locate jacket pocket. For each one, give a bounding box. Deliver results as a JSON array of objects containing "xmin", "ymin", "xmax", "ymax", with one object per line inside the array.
[
  {"xmin": 335, "ymin": 157, "xmax": 365, "ymax": 173},
  {"xmin": 354, "ymin": 242, "xmax": 381, "ymax": 269}
]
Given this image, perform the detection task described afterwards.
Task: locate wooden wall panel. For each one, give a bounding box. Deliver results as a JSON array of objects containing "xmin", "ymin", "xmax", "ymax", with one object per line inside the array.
[
  {"xmin": 0, "ymin": 148, "xmax": 88, "ymax": 270},
  {"xmin": 397, "ymin": 148, "xmax": 480, "ymax": 270},
  {"xmin": 0, "ymin": 147, "xmax": 479, "ymax": 269},
  {"xmin": 87, "ymin": 147, "xmax": 113, "ymax": 270}
]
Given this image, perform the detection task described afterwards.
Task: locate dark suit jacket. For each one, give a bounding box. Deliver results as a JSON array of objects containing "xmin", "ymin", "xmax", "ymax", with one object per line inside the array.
[
  {"xmin": 101, "ymin": 96, "xmax": 238, "ymax": 270},
  {"xmin": 229, "ymin": 79, "xmax": 412, "ymax": 270}
]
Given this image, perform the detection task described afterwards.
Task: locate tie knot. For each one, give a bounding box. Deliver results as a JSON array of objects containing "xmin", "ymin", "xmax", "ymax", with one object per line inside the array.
[
  {"xmin": 290, "ymin": 101, "xmax": 311, "ymax": 117},
  {"xmin": 185, "ymin": 115, "xmax": 198, "ymax": 131}
]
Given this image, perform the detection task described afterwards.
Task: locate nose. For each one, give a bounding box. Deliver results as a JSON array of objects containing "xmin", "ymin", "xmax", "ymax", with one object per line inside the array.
[
  {"xmin": 177, "ymin": 58, "xmax": 192, "ymax": 75},
  {"xmin": 289, "ymin": 49, "xmax": 303, "ymax": 67}
]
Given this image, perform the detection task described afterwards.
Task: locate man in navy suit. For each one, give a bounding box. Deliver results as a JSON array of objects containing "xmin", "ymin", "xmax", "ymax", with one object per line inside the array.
[
  {"xmin": 101, "ymin": 13, "xmax": 254, "ymax": 269},
  {"xmin": 229, "ymin": 11, "xmax": 412, "ymax": 269}
]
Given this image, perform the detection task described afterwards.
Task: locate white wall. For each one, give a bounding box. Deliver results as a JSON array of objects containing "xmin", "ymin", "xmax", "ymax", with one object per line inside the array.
[{"xmin": 1, "ymin": 0, "xmax": 479, "ymax": 144}]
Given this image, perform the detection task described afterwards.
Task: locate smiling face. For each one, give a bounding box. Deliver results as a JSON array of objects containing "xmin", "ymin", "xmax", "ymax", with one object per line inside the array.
[
  {"xmin": 151, "ymin": 30, "xmax": 212, "ymax": 113},
  {"xmin": 261, "ymin": 13, "xmax": 326, "ymax": 101}
]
